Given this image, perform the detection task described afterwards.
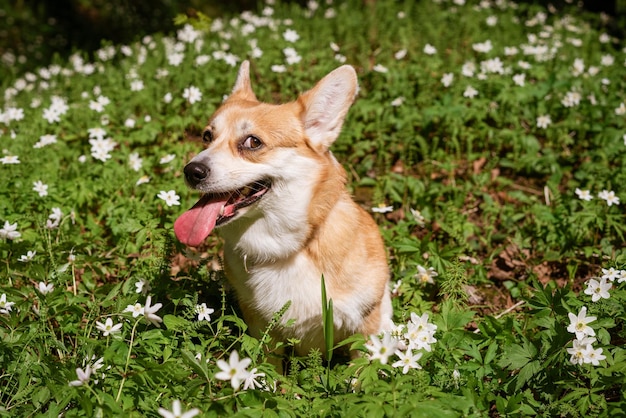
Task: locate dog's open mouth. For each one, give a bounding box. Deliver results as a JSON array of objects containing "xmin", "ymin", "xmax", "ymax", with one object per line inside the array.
[{"xmin": 174, "ymin": 180, "xmax": 271, "ymax": 247}]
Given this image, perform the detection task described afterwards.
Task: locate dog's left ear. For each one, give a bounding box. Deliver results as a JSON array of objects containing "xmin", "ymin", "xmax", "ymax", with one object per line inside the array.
[
  {"xmin": 299, "ymin": 65, "xmax": 358, "ymax": 151},
  {"xmin": 231, "ymin": 60, "xmax": 257, "ymax": 101}
]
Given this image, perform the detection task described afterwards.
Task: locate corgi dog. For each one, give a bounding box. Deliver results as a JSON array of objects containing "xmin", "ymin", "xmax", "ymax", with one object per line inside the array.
[{"xmin": 174, "ymin": 61, "xmax": 392, "ymax": 357}]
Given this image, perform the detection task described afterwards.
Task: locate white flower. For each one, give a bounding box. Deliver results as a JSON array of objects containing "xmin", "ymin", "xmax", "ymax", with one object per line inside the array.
[
  {"xmin": 572, "ymin": 58, "xmax": 585, "ymax": 76},
  {"xmin": 441, "ymin": 73, "xmax": 454, "ymax": 87},
  {"xmin": 271, "ymin": 64, "xmax": 286, "ymax": 73},
  {"xmin": 46, "ymin": 207, "xmax": 63, "ymax": 229},
  {"xmin": 136, "ymin": 175, "xmax": 150, "ymax": 186},
  {"xmin": 600, "ymin": 54, "xmax": 614, "ymax": 66},
  {"xmin": 195, "ymin": 303, "xmax": 215, "ymax": 322},
  {"xmin": 513, "ymin": 73, "xmax": 525, "ymax": 87},
  {"xmin": 575, "ymin": 188, "xmax": 592, "ymax": 201},
  {"xmin": 36, "ymin": 282, "xmax": 54, "ymax": 295},
  {"xmin": 504, "ymin": 46, "xmax": 518, "ymax": 56},
  {"xmin": 183, "ymin": 86, "xmax": 202, "ymax": 104},
  {"xmin": 601, "ymin": 267, "xmax": 620, "ymax": 282},
  {"xmin": 365, "ymin": 332, "xmax": 399, "ymax": 365},
  {"xmin": 463, "ymin": 86, "xmax": 478, "ymax": 98},
  {"xmin": 567, "ymin": 336, "xmax": 595, "ymax": 365},
  {"xmin": 392, "ymin": 350, "xmax": 423, "ymax": 374},
  {"xmin": 124, "ymin": 118, "xmax": 136, "ymax": 128},
  {"xmin": 472, "ymin": 40, "xmax": 493, "ymax": 53},
  {"xmin": 0, "ymin": 221, "xmax": 21, "ymax": 240},
  {"xmin": 89, "ymin": 95, "xmax": 110, "ymax": 112},
  {"xmin": 583, "ymin": 345, "xmax": 606, "ymax": 366},
  {"xmin": 129, "ymin": 152, "xmax": 143, "ymax": 172},
  {"xmin": 168, "ymin": 52, "xmax": 185, "ymax": 66},
  {"xmin": 0, "ymin": 293, "xmax": 15, "ymax": 314},
  {"xmin": 18, "ymin": 250, "xmax": 36, "ymax": 262},
  {"xmin": 243, "ymin": 367, "xmax": 266, "ymax": 390},
  {"xmin": 160, "ymin": 154, "xmax": 176, "ymax": 164},
  {"xmin": 177, "ymin": 24, "xmax": 202, "ymax": 45},
  {"xmin": 390, "ymin": 97, "xmax": 404, "ymax": 107},
  {"xmin": 33, "ymin": 180, "xmax": 48, "ymax": 197},
  {"xmin": 42, "ymin": 107, "xmax": 61, "ymax": 123},
  {"xmin": 130, "ymin": 79, "xmax": 144, "ymax": 91},
  {"xmin": 566, "ymin": 306, "xmax": 596, "ymax": 340},
  {"xmin": 0, "ymin": 155, "xmax": 20, "ymax": 164},
  {"xmin": 157, "ymin": 190, "xmax": 181, "ymax": 207},
  {"xmin": 135, "ymin": 279, "xmax": 151, "ymax": 295},
  {"xmin": 615, "ymin": 103, "xmax": 626, "ymax": 116},
  {"xmin": 561, "ymin": 91, "xmax": 581, "ymax": 108},
  {"xmin": 410, "ymin": 208, "xmax": 425, "ymax": 226},
  {"xmin": 33, "ymin": 134, "xmax": 58, "ymax": 148},
  {"xmin": 462, "ymin": 62, "xmax": 476, "ymax": 77},
  {"xmin": 598, "ymin": 189, "xmax": 620, "ymax": 206},
  {"xmin": 404, "ymin": 312, "xmax": 438, "ymax": 352},
  {"xmin": 215, "ymin": 350, "xmax": 252, "ymax": 390},
  {"xmin": 480, "ymin": 57, "xmax": 504, "ymax": 74},
  {"xmin": 391, "ymin": 280, "xmax": 402, "ymax": 295},
  {"xmin": 485, "ymin": 16, "xmax": 498, "ymax": 26},
  {"xmin": 283, "ymin": 47, "xmax": 301, "ymax": 65},
  {"xmin": 584, "ymin": 278, "xmax": 612, "ymax": 302},
  {"xmin": 283, "ymin": 29, "xmax": 300, "ymax": 42},
  {"xmin": 409, "ymin": 312, "xmax": 438, "ymax": 334},
  {"xmin": 95, "ymin": 318, "xmax": 123, "ymax": 336},
  {"xmin": 88, "ymin": 127, "xmax": 107, "ymax": 140},
  {"xmin": 89, "ymin": 137, "xmax": 117, "ymax": 162},
  {"xmin": 195, "ymin": 54, "xmax": 211, "ymax": 66},
  {"xmin": 372, "ymin": 204, "xmax": 393, "ymax": 213},
  {"xmin": 163, "ymin": 92, "xmax": 173, "ymax": 103},
  {"xmin": 536, "ymin": 115, "xmax": 552, "ymax": 129},
  {"xmin": 415, "ymin": 265, "xmax": 438, "ymax": 284},
  {"xmin": 423, "ymin": 44, "xmax": 437, "ymax": 55},
  {"xmin": 69, "ymin": 366, "xmax": 92, "ymax": 387},
  {"xmin": 394, "ymin": 49, "xmax": 407, "ymax": 60},
  {"xmin": 143, "ymin": 296, "xmax": 163, "ymax": 327},
  {"xmin": 373, "ymin": 64, "xmax": 388, "ymax": 74},
  {"xmin": 125, "ymin": 302, "xmax": 144, "ymax": 318},
  {"xmin": 158, "ymin": 400, "xmax": 200, "ymax": 418}
]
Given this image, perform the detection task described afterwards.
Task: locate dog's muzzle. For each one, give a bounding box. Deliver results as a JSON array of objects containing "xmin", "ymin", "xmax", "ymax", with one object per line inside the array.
[{"xmin": 184, "ymin": 162, "xmax": 209, "ymax": 188}]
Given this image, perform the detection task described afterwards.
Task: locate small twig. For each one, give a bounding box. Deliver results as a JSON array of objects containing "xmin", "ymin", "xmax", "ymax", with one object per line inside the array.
[
  {"xmin": 494, "ymin": 300, "xmax": 526, "ymax": 320},
  {"xmin": 473, "ymin": 300, "xmax": 526, "ymax": 333}
]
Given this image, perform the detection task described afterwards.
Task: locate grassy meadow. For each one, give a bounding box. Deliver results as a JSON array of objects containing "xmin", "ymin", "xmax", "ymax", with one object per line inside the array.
[{"xmin": 1, "ymin": 0, "xmax": 626, "ymax": 416}]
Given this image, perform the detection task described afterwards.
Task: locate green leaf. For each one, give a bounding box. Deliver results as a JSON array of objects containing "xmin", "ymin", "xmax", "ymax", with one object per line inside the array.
[{"xmin": 162, "ymin": 314, "xmax": 190, "ymax": 331}]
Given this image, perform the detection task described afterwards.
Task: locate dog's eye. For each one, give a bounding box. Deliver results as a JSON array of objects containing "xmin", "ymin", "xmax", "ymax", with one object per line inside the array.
[
  {"xmin": 242, "ymin": 136, "xmax": 263, "ymax": 150},
  {"xmin": 202, "ymin": 130, "xmax": 213, "ymax": 144}
]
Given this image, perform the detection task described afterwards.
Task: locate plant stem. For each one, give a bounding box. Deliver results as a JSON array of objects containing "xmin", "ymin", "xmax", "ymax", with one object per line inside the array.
[{"xmin": 116, "ymin": 318, "xmax": 140, "ymax": 402}]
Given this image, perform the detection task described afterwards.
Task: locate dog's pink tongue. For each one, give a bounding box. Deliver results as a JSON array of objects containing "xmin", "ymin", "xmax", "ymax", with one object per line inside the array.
[{"xmin": 174, "ymin": 195, "xmax": 227, "ymax": 247}]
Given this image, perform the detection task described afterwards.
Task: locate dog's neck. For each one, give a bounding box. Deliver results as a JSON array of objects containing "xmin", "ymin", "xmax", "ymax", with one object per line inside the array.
[{"xmin": 220, "ymin": 152, "xmax": 348, "ymax": 267}]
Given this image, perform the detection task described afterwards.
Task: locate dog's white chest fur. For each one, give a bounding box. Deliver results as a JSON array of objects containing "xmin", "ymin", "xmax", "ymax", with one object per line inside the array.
[{"xmin": 175, "ymin": 61, "xmax": 392, "ymax": 357}]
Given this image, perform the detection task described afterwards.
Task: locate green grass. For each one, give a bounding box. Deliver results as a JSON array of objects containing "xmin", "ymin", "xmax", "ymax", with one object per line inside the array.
[{"xmin": 1, "ymin": 0, "xmax": 626, "ymax": 416}]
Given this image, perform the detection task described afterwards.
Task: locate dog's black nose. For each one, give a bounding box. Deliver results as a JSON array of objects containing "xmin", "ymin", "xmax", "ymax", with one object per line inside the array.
[{"xmin": 184, "ymin": 162, "xmax": 209, "ymax": 187}]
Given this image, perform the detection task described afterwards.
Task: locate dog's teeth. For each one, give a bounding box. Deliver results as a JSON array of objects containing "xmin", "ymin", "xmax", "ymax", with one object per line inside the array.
[{"xmin": 219, "ymin": 205, "xmax": 225, "ymax": 217}]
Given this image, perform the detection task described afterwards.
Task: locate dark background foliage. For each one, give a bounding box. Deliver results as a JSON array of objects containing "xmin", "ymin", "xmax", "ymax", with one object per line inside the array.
[{"xmin": 0, "ymin": 0, "xmax": 623, "ymax": 79}]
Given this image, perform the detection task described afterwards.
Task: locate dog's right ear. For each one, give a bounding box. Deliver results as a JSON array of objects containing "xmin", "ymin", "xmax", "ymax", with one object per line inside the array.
[
  {"xmin": 299, "ymin": 65, "xmax": 358, "ymax": 152},
  {"xmin": 230, "ymin": 60, "xmax": 257, "ymax": 102}
]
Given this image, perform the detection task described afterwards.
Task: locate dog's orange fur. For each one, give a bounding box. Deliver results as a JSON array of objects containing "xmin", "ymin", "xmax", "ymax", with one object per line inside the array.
[{"xmin": 177, "ymin": 61, "xmax": 392, "ymax": 358}]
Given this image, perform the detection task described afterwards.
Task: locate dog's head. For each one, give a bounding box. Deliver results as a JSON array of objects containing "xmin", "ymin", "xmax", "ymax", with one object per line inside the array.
[{"xmin": 174, "ymin": 61, "xmax": 358, "ymax": 247}]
